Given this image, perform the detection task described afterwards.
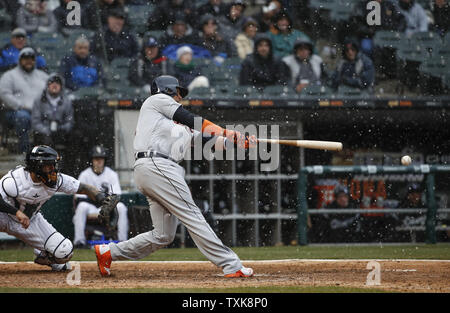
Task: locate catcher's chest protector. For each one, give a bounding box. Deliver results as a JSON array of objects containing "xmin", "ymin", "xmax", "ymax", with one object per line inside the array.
[{"xmin": 0, "ymin": 167, "xmax": 58, "ymax": 220}]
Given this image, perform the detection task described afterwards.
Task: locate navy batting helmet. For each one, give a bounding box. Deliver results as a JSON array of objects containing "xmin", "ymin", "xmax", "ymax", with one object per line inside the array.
[
  {"xmin": 90, "ymin": 145, "xmax": 107, "ymax": 159},
  {"xmin": 25, "ymin": 145, "xmax": 60, "ymax": 188},
  {"xmin": 151, "ymin": 75, "xmax": 188, "ymax": 98}
]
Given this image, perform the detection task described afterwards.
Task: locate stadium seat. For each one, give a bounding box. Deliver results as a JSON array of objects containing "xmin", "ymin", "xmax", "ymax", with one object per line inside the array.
[
  {"xmin": 410, "ymin": 31, "xmax": 442, "ymax": 54},
  {"xmin": 309, "ymin": 0, "xmax": 336, "ymax": 10},
  {"xmin": 337, "ymin": 85, "xmax": 365, "ymax": 97},
  {"xmin": 373, "ymin": 31, "xmax": 404, "ymax": 50},
  {"xmin": 126, "ymin": 4, "xmax": 155, "ymax": 35},
  {"xmin": 31, "ymin": 32, "xmax": 67, "ymax": 61},
  {"xmin": 397, "ymin": 43, "xmax": 425, "ymax": 62},
  {"xmin": 143, "ymin": 30, "xmax": 165, "ymax": 41},
  {"xmin": 419, "ymin": 58, "xmax": 449, "ymax": 79},
  {"xmin": 396, "ymin": 32, "xmax": 442, "ymax": 63},
  {"xmin": 0, "ymin": 31, "xmax": 11, "ymax": 47},
  {"xmin": 264, "ymin": 85, "xmax": 297, "ymax": 98},
  {"xmin": 221, "ymin": 57, "xmax": 242, "ymax": 68},
  {"xmin": 444, "ymin": 33, "xmax": 450, "ymax": 47},
  {"xmin": 300, "ymin": 85, "xmax": 333, "ymax": 97},
  {"xmin": 70, "ymin": 86, "xmax": 104, "ymax": 100},
  {"xmin": 437, "ymin": 45, "xmax": 450, "ymax": 62},
  {"xmin": 0, "ymin": 9, "xmax": 12, "ymax": 30},
  {"xmin": 231, "ymin": 85, "xmax": 261, "ymax": 99},
  {"xmin": 186, "ymin": 87, "xmax": 212, "ymax": 99},
  {"xmin": 201, "ymin": 64, "xmax": 234, "ymax": 86},
  {"xmin": 329, "ymin": 0, "xmax": 355, "ymax": 21},
  {"xmin": 104, "ymin": 58, "xmax": 132, "ymax": 92},
  {"xmin": 210, "ymin": 86, "xmax": 231, "ymax": 98},
  {"xmin": 62, "ymin": 28, "xmax": 95, "ymax": 46},
  {"xmin": 443, "ymin": 74, "xmax": 450, "ymax": 89}
]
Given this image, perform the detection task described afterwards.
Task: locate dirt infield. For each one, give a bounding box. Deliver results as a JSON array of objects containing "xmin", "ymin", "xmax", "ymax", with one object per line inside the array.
[{"xmin": 0, "ymin": 260, "xmax": 449, "ymax": 292}]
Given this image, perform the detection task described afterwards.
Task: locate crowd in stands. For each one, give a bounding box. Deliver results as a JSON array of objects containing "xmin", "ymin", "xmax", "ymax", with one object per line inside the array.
[{"xmin": 0, "ymin": 0, "xmax": 449, "ymax": 154}]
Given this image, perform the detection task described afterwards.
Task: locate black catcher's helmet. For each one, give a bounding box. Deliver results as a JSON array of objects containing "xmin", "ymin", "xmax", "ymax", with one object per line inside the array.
[
  {"xmin": 151, "ymin": 75, "xmax": 188, "ymax": 98},
  {"xmin": 25, "ymin": 145, "xmax": 60, "ymax": 188},
  {"xmin": 90, "ymin": 145, "xmax": 107, "ymax": 160}
]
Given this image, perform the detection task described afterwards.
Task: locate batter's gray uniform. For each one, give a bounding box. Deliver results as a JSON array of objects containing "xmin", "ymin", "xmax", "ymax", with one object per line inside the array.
[
  {"xmin": 108, "ymin": 93, "xmax": 243, "ymax": 275},
  {"xmin": 0, "ymin": 166, "xmax": 79, "ymax": 260}
]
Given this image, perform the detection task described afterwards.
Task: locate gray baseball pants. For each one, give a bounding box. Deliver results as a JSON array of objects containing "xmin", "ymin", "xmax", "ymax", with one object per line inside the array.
[{"xmin": 108, "ymin": 157, "xmax": 243, "ymax": 275}]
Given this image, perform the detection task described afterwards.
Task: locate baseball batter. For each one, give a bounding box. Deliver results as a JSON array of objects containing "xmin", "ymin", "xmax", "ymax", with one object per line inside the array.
[
  {"xmin": 95, "ymin": 75, "xmax": 255, "ymax": 278},
  {"xmin": 73, "ymin": 145, "xmax": 129, "ymax": 248},
  {"xmin": 0, "ymin": 145, "xmax": 118, "ymax": 271}
]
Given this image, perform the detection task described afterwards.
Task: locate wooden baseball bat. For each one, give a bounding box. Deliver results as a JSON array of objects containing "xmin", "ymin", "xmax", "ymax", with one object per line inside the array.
[{"xmin": 257, "ymin": 139, "xmax": 343, "ymax": 151}]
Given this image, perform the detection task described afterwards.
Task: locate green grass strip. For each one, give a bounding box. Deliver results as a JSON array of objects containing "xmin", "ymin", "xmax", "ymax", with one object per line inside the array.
[{"xmin": 1, "ymin": 244, "xmax": 449, "ymax": 262}]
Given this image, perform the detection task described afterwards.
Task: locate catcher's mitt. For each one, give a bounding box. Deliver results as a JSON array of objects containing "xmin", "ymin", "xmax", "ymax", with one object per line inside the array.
[{"xmin": 97, "ymin": 193, "xmax": 120, "ymax": 232}]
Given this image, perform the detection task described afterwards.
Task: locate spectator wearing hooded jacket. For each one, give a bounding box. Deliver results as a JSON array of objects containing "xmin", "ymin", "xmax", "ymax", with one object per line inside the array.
[
  {"xmin": 147, "ymin": 0, "xmax": 197, "ymax": 31},
  {"xmin": 158, "ymin": 16, "xmax": 196, "ymax": 50},
  {"xmin": 432, "ymin": 0, "xmax": 450, "ymax": 36},
  {"xmin": 90, "ymin": 8, "xmax": 138, "ymax": 62},
  {"xmin": 252, "ymin": 0, "xmax": 283, "ymax": 33},
  {"xmin": 59, "ymin": 36, "xmax": 104, "ymax": 91},
  {"xmin": 330, "ymin": 39, "xmax": 375, "ymax": 92},
  {"xmin": 217, "ymin": 0, "xmax": 247, "ymax": 42},
  {"xmin": 282, "ymin": 37, "xmax": 327, "ymax": 93},
  {"xmin": 84, "ymin": 0, "xmax": 125, "ymax": 30},
  {"xmin": 169, "ymin": 45, "xmax": 209, "ymax": 92},
  {"xmin": 197, "ymin": 0, "xmax": 228, "ymax": 19},
  {"xmin": 16, "ymin": 0, "xmax": 58, "ymax": 34},
  {"xmin": 234, "ymin": 16, "xmax": 259, "ymax": 60},
  {"xmin": 239, "ymin": 34, "xmax": 289, "ymax": 88},
  {"xmin": 397, "ymin": 0, "xmax": 429, "ymax": 36},
  {"xmin": 193, "ymin": 14, "xmax": 237, "ymax": 59},
  {"xmin": 31, "ymin": 73, "xmax": 74, "ymax": 147},
  {"xmin": 128, "ymin": 37, "xmax": 168, "ymax": 94},
  {"xmin": 266, "ymin": 10, "xmax": 312, "ymax": 59},
  {"xmin": 0, "ymin": 28, "xmax": 46, "ymax": 72},
  {"xmin": 0, "ymin": 47, "xmax": 49, "ymax": 153}
]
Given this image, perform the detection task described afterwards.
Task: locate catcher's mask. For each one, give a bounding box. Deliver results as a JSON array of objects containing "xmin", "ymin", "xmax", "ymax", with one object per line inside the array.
[
  {"xmin": 25, "ymin": 145, "xmax": 60, "ymax": 188},
  {"xmin": 151, "ymin": 75, "xmax": 188, "ymax": 98}
]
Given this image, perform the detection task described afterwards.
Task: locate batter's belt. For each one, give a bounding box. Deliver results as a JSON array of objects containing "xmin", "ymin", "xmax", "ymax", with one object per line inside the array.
[{"xmin": 135, "ymin": 151, "xmax": 179, "ymax": 163}]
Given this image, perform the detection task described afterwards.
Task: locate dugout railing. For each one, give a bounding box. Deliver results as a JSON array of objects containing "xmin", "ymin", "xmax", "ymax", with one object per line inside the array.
[{"xmin": 297, "ymin": 165, "xmax": 450, "ymax": 245}]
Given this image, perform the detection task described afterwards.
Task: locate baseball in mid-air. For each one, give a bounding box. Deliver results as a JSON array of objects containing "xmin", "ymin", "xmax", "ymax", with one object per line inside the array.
[{"xmin": 401, "ymin": 155, "xmax": 412, "ymax": 165}]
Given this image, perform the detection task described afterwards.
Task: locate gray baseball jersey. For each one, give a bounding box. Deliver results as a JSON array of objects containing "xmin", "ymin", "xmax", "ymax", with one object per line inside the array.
[
  {"xmin": 133, "ymin": 93, "xmax": 200, "ymax": 162},
  {"xmin": 109, "ymin": 93, "xmax": 243, "ymax": 275}
]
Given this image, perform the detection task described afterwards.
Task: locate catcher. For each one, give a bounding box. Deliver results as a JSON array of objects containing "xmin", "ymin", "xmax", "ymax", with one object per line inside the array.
[
  {"xmin": 94, "ymin": 75, "xmax": 256, "ymax": 278},
  {"xmin": 0, "ymin": 145, "xmax": 120, "ymax": 271}
]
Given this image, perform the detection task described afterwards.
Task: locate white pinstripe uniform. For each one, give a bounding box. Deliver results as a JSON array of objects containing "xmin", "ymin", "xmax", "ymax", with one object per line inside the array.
[
  {"xmin": 0, "ymin": 166, "xmax": 79, "ymax": 262},
  {"xmin": 73, "ymin": 166, "xmax": 129, "ymax": 244}
]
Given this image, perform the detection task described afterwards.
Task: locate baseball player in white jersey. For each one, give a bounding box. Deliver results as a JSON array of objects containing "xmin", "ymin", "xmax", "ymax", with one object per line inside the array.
[
  {"xmin": 95, "ymin": 75, "xmax": 256, "ymax": 278},
  {"xmin": 73, "ymin": 145, "xmax": 128, "ymax": 248},
  {"xmin": 0, "ymin": 145, "xmax": 120, "ymax": 271}
]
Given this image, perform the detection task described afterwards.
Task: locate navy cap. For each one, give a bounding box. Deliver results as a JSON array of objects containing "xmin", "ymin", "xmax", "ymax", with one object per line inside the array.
[{"xmin": 145, "ymin": 37, "xmax": 158, "ymax": 47}]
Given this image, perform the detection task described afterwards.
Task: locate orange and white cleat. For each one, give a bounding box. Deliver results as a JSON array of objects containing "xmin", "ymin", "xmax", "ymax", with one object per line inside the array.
[
  {"xmin": 94, "ymin": 244, "xmax": 112, "ymax": 277},
  {"xmin": 224, "ymin": 266, "xmax": 254, "ymax": 278}
]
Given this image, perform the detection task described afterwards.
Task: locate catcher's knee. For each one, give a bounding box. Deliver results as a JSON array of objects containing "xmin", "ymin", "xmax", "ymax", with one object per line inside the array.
[{"xmin": 44, "ymin": 232, "xmax": 73, "ymax": 264}]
